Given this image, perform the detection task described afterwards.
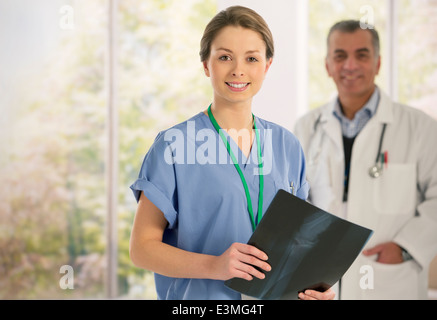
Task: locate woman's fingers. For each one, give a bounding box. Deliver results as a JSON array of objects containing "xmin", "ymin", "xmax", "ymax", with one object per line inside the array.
[
  {"xmin": 234, "ymin": 243, "xmax": 271, "ymax": 278},
  {"xmin": 236, "ymin": 243, "xmax": 268, "ymax": 261},
  {"xmin": 236, "ymin": 249, "xmax": 271, "ymax": 279},
  {"xmin": 221, "ymin": 243, "xmax": 271, "ymax": 281},
  {"xmin": 298, "ymin": 288, "xmax": 336, "ymax": 300}
]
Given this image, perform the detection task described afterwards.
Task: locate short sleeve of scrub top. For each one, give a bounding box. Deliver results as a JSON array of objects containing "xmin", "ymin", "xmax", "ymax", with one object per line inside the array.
[{"xmin": 130, "ymin": 111, "xmax": 309, "ymax": 300}]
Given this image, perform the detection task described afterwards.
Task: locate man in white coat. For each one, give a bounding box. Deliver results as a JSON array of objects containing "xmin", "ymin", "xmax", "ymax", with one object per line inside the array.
[{"xmin": 294, "ymin": 20, "xmax": 437, "ymax": 299}]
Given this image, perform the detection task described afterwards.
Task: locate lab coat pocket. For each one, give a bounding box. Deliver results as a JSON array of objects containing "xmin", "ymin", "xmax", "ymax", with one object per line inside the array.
[
  {"xmin": 361, "ymin": 257, "xmax": 421, "ymax": 299},
  {"xmin": 373, "ymin": 163, "xmax": 416, "ymax": 215}
]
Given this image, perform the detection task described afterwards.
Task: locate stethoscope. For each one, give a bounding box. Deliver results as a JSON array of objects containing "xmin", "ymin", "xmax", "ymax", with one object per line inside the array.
[
  {"xmin": 368, "ymin": 123, "xmax": 387, "ymax": 179},
  {"xmin": 310, "ymin": 114, "xmax": 388, "ymax": 179},
  {"xmin": 307, "ymin": 114, "xmax": 326, "ymax": 166}
]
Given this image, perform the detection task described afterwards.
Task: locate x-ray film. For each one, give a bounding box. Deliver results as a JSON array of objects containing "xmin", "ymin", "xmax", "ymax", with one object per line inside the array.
[{"xmin": 225, "ymin": 189, "xmax": 373, "ymax": 300}]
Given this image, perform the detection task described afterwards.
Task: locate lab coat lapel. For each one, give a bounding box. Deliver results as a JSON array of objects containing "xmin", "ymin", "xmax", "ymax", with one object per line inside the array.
[
  {"xmin": 353, "ymin": 90, "xmax": 395, "ymax": 153},
  {"xmin": 320, "ymin": 99, "xmax": 343, "ymax": 152},
  {"xmin": 373, "ymin": 90, "xmax": 395, "ymax": 125},
  {"xmin": 347, "ymin": 89, "xmax": 395, "ymax": 225}
]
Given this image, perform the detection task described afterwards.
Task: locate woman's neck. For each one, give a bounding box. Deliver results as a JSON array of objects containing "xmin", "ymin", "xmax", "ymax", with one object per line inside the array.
[
  {"xmin": 205, "ymin": 100, "xmax": 253, "ymax": 131},
  {"xmin": 204, "ymin": 100, "xmax": 255, "ymax": 158}
]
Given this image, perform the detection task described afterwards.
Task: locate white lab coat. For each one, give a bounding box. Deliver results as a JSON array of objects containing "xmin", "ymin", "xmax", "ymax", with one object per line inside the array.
[{"xmin": 294, "ymin": 90, "xmax": 437, "ymax": 299}]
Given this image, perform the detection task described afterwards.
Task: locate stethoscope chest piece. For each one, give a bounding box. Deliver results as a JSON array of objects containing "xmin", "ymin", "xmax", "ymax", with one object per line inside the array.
[
  {"xmin": 368, "ymin": 165, "xmax": 382, "ymax": 179},
  {"xmin": 368, "ymin": 123, "xmax": 388, "ymax": 179}
]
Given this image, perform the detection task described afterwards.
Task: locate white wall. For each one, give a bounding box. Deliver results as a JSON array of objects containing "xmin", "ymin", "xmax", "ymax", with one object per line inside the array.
[{"xmin": 217, "ymin": 0, "xmax": 308, "ymax": 132}]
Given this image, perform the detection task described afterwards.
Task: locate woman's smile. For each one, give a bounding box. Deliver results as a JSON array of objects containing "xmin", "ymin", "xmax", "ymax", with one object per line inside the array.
[{"xmin": 226, "ymin": 82, "xmax": 251, "ymax": 91}]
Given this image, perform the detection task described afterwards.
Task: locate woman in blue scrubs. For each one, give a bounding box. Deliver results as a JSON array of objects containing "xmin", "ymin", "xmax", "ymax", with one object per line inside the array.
[{"xmin": 129, "ymin": 5, "xmax": 334, "ymax": 300}]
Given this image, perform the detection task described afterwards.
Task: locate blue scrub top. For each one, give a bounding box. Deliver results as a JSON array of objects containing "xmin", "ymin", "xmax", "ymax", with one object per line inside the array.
[{"xmin": 130, "ymin": 111, "xmax": 309, "ymax": 300}]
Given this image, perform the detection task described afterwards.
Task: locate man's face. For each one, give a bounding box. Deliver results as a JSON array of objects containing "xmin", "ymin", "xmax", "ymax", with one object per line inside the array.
[{"xmin": 326, "ymin": 29, "xmax": 381, "ymax": 100}]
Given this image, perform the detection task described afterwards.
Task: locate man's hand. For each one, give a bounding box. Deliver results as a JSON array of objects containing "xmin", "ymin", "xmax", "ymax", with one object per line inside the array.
[{"xmin": 362, "ymin": 242, "xmax": 403, "ymax": 264}]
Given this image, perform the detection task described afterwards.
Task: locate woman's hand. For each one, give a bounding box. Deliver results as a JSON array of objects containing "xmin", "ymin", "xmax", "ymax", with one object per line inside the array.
[
  {"xmin": 298, "ymin": 288, "xmax": 336, "ymax": 300},
  {"xmin": 212, "ymin": 243, "xmax": 271, "ymax": 281}
]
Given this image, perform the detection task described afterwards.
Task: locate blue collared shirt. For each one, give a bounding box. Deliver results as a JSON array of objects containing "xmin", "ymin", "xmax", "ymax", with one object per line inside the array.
[{"xmin": 333, "ymin": 87, "xmax": 380, "ymax": 138}]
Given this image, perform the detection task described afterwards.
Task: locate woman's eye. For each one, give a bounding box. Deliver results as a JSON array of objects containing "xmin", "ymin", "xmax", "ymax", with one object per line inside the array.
[
  {"xmin": 219, "ymin": 56, "xmax": 231, "ymax": 61},
  {"xmin": 247, "ymin": 57, "xmax": 258, "ymax": 62}
]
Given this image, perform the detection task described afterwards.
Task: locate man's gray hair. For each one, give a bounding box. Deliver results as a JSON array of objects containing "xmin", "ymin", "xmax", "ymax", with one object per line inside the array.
[{"xmin": 327, "ymin": 20, "xmax": 380, "ymax": 57}]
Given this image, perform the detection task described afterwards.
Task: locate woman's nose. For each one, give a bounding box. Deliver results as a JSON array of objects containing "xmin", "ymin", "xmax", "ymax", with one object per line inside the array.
[{"xmin": 231, "ymin": 61, "xmax": 244, "ymax": 77}]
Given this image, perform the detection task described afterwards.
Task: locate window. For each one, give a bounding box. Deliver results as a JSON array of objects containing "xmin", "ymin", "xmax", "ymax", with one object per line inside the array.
[
  {"xmin": 0, "ymin": 0, "xmax": 107, "ymax": 298},
  {"xmin": 397, "ymin": 0, "xmax": 437, "ymax": 119},
  {"xmin": 0, "ymin": 0, "xmax": 215, "ymax": 299},
  {"xmin": 117, "ymin": 0, "xmax": 216, "ymax": 299}
]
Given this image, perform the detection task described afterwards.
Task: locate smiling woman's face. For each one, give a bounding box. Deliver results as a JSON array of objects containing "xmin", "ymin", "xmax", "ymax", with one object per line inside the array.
[{"xmin": 203, "ymin": 25, "xmax": 272, "ymax": 108}]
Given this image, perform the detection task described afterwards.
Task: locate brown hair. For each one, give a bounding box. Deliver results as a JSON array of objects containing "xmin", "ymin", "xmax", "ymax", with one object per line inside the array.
[
  {"xmin": 327, "ymin": 20, "xmax": 380, "ymax": 57},
  {"xmin": 199, "ymin": 6, "xmax": 274, "ymax": 62}
]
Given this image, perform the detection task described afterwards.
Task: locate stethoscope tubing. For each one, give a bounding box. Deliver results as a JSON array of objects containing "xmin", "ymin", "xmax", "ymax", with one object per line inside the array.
[
  {"xmin": 310, "ymin": 115, "xmax": 388, "ymax": 179},
  {"xmin": 369, "ymin": 123, "xmax": 387, "ymax": 179}
]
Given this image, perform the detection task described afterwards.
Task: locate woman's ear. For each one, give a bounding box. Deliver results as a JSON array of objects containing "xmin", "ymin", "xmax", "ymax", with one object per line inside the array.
[
  {"xmin": 264, "ymin": 58, "xmax": 273, "ymax": 76},
  {"xmin": 203, "ymin": 61, "xmax": 210, "ymax": 77}
]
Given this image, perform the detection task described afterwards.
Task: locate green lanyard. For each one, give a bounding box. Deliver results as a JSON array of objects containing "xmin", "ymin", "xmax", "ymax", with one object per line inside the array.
[{"xmin": 207, "ymin": 104, "xmax": 264, "ymax": 231}]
